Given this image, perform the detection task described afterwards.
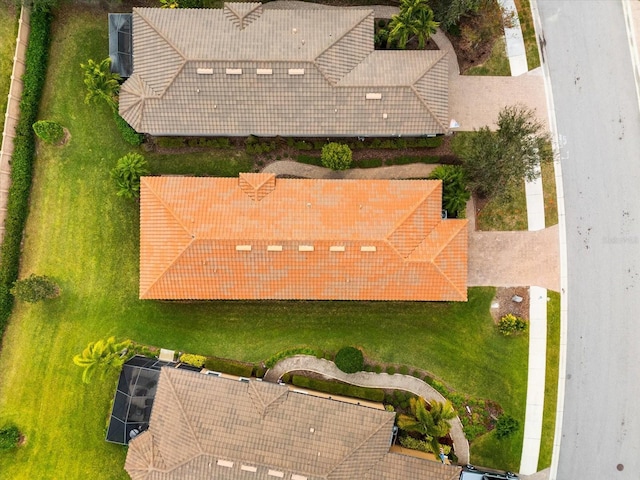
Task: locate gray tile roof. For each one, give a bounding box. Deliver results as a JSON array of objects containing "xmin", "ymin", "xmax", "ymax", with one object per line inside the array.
[
  {"xmin": 119, "ymin": 3, "xmax": 449, "ymax": 136},
  {"xmin": 124, "ymin": 368, "xmax": 462, "ymax": 480}
]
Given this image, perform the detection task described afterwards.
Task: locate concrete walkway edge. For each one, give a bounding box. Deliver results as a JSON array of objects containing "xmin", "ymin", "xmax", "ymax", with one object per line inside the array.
[
  {"xmin": 499, "ymin": 0, "xmax": 529, "ymax": 76},
  {"xmin": 264, "ymin": 355, "xmax": 470, "ymax": 465},
  {"xmin": 0, "ymin": 6, "xmax": 30, "ymax": 245}
]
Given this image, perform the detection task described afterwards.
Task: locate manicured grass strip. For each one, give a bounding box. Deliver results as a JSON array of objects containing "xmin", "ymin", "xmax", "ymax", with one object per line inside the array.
[
  {"xmin": 514, "ymin": 0, "xmax": 541, "ymax": 70},
  {"xmin": 467, "ymin": 37, "xmax": 510, "ymax": 76},
  {"xmin": 0, "ymin": 9, "xmax": 51, "ymax": 338},
  {"xmin": 541, "ymin": 161, "xmax": 558, "ymax": 226},
  {"xmin": 538, "ymin": 291, "xmax": 560, "ymax": 469},
  {"xmin": 0, "ymin": 2, "xmax": 18, "ymax": 136},
  {"xmin": 290, "ymin": 375, "xmax": 386, "ymax": 402}
]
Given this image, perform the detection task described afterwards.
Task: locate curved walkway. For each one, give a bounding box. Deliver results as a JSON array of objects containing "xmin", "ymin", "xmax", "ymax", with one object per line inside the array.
[
  {"xmin": 264, "ymin": 355, "xmax": 469, "ymax": 465},
  {"xmin": 262, "ymin": 160, "xmax": 438, "ymax": 179}
]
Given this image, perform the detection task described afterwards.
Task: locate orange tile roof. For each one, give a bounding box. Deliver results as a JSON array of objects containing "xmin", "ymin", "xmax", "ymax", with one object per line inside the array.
[{"xmin": 140, "ymin": 174, "xmax": 468, "ymax": 301}]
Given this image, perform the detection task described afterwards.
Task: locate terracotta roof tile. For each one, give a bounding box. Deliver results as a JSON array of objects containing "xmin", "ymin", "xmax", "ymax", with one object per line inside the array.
[{"xmin": 140, "ymin": 175, "xmax": 467, "ymax": 301}]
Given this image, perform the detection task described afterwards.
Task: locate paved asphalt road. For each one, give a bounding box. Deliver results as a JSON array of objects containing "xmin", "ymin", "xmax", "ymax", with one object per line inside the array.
[{"xmin": 537, "ymin": 1, "xmax": 640, "ymax": 478}]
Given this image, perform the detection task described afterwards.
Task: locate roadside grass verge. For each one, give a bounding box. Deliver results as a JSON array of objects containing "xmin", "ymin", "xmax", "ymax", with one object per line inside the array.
[
  {"xmin": 514, "ymin": 0, "xmax": 541, "ymax": 71},
  {"xmin": 0, "ymin": 1, "xmax": 17, "ymax": 135},
  {"xmin": 0, "ymin": 9, "xmax": 527, "ymax": 478},
  {"xmin": 542, "ymin": 161, "xmax": 558, "ymax": 226},
  {"xmin": 466, "ymin": 37, "xmax": 510, "ymax": 76},
  {"xmin": 538, "ymin": 291, "xmax": 560, "ymax": 469}
]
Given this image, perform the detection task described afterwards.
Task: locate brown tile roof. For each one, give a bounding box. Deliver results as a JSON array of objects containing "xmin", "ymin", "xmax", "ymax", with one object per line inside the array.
[
  {"xmin": 124, "ymin": 368, "xmax": 462, "ymax": 480},
  {"xmin": 119, "ymin": 4, "xmax": 449, "ymax": 136},
  {"xmin": 139, "ymin": 174, "xmax": 468, "ymax": 301}
]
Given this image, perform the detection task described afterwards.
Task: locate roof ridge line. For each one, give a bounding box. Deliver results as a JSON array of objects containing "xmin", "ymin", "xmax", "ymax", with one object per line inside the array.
[
  {"xmin": 407, "ymin": 220, "xmax": 466, "ymax": 263},
  {"xmin": 326, "ymin": 414, "xmax": 395, "ymax": 478},
  {"xmin": 315, "ymin": 10, "xmax": 374, "ymax": 84},
  {"xmin": 162, "ymin": 370, "xmax": 206, "ymax": 457},
  {"xmin": 135, "ymin": 8, "xmax": 187, "ymax": 60},
  {"xmin": 410, "ymin": 83, "xmax": 448, "ymax": 133},
  {"xmin": 139, "ymin": 179, "xmax": 195, "ymax": 298},
  {"xmin": 385, "ymin": 183, "xmax": 440, "ymax": 241},
  {"xmin": 430, "ymin": 259, "xmax": 467, "ymax": 300}
]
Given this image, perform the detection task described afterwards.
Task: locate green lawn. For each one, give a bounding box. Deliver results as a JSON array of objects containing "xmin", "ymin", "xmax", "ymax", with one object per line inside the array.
[
  {"xmin": 476, "ymin": 182, "xmax": 528, "ymax": 231},
  {"xmin": 542, "ymin": 161, "xmax": 558, "ymax": 227},
  {"xmin": 466, "ymin": 37, "xmax": 511, "ymax": 77},
  {"xmin": 0, "ymin": 8, "xmax": 529, "ymax": 477},
  {"xmin": 0, "ymin": 1, "xmax": 17, "ymax": 135},
  {"xmin": 514, "ymin": 0, "xmax": 541, "ymax": 71},
  {"xmin": 538, "ymin": 291, "xmax": 560, "ymax": 469}
]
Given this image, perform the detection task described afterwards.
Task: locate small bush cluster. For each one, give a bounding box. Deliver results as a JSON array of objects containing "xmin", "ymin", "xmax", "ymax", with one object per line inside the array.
[
  {"xmin": 290, "ymin": 375, "xmax": 385, "ymax": 402},
  {"xmin": 32, "ymin": 120, "xmax": 63, "ymax": 144},
  {"xmin": 179, "ymin": 353, "xmax": 207, "ymax": 368},
  {"xmin": 10, "ymin": 274, "xmax": 59, "ymax": 303},
  {"xmin": 384, "ymin": 390, "xmax": 416, "ymax": 411},
  {"xmin": 428, "ymin": 164, "xmax": 470, "ymax": 219},
  {"xmin": 154, "ymin": 136, "xmax": 232, "ymax": 149},
  {"xmin": 264, "ymin": 347, "xmax": 324, "ymax": 368},
  {"xmin": 246, "ymin": 141, "xmax": 277, "ymax": 155},
  {"xmin": 498, "ymin": 314, "xmax": 528, "ymax": 336},
  {"xmin": 321, "ymin": 143, "xmax": 352, "ymax": 170},
  {"xmin": 0, "ymin": 9, "xmax": 52, "ymax": 338},
  {"xmin": 110, "ymin": 153, "xmax": 149, "ymax": 199},
  {"xmin": 204, "ymin": 356, "xmax": 254, "ymax": 377},
  {"xmin": 399, "ymin": 435, "xmax": 433, "ymax": 453},
  {"xmin": 113, "ymin": 112, "xmax": 143, "ymax": 146},
  {"xmin": 334, "ymin": 346, "xmax": 364, "ymax": 374},
  {"xmin": 495, "ymin": 414, "xmax": 519, "ymax": 439},
  {"xmin": 368, "ymin": 137, "xmax": 442, "ymax": 149},
  {"xmin": 0, "ymin": 425, "xmax": 20, "ymax": 451}
]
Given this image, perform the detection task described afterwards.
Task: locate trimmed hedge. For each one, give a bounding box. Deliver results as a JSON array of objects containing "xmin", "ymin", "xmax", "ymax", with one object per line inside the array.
[
  {"xmin": 113, "ymin": 111, "xmax": 143, "ymax": 146},
  {"xmin": 204, "ymin": 356, "xmax": 254, "ymax": 377},
  {"xmin": 179, "ymin": 353, "xmax": 207, "ymax": 368},
  {"xmin": 334, "ymin": 346, "xmax": 364, "ymax": 373},
  {"xmin": 291, "ymin": 375, "xmax": 385, "ymax": 402},
  {"xmin": 32, "ymin": 120, "xmax": 63, "ymax": 144},
  {"xmin": 0, "ymin": 9, "xmax": 52, "ymax": 339}
]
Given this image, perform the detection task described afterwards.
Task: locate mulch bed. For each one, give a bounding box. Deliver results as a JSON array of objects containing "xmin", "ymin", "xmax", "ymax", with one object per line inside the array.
[{"xmin": 490, "ymin": 286, "xmax": 530, "ymax": 323}]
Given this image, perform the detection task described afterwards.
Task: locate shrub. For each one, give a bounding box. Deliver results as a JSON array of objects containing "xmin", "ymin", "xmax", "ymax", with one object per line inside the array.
[
  {"xmin": 399, "ymin": 435, "xmax": 434, "ymax": 453},
  {"xmin": 496, "ymin": 414, "xmax": 519, "ymax": 439},
  {"xmin": 110, "ymin": 153, "xmax": 149, "ymax": 199},
  {"xmin": 204, "ymin": 356, "xmax": 254, "ymax": 377},
  {"xmin": 80, "ymin": 57, "xmax": 120, "ymax": 110},
  {"xmin": 428, "ymin": 164, "xmax": 470, "ymax": 218},
  {"xmin": 32, "ymin": 120, "xmax": 63, "ymax": 144},
  {"xmin": 179, "ymin": 353, "xmax": 207, "ymax": 368},
  {"xmin": 356, "ymin": 158, "xmax": 383, "ymax": 168},
  {"xmin": 374, "ymin": 365, "xmax": 383, "ymax": 374},
  {"xmin": 291, "ymin": 375, "xmax": 385, "ymax": 402},
  {"xmin": 156, "ymin": 137, "xmax": 185, "ymax": 148},
  {"xmin": 113, "ymin": 112, "xmax": 143, "ymax": 146},
  {"xmin": 386, "ymin": 366, "xmax": 396, "ymax": 375},
  {"xmin": 321, "ymin": 142, "xmax": 352, "ymax": 170},
  {"xmin": 252, "ymin": 365, "xmax": 266, "ymax": 378},
  {"xmin": 0, "ymin": 9, "xmax": 52, "ymax": 340},
  {"xmin": 498, "ymin": 313, "xmax": 528, "ymax": 336},
  {"xmin": 295, "ymin": 140, "xmax": 312, "ymax": 150},
  {"xmin": 334, "ymin": 346, "xmax": 364, "ymax": 373},
  {"xmin": 398, "ymin": 365, "xmax": 410, "ymax": 375},
  {"xmin": 264, "ymin": 347, "xmax": 323, "ymax": 368},
  {"xmin": 10, "ymin": 274, "xmax": 59, "ymax": 303},
  {"xmin": 0, "ymin": 425, "xmax": 20, "ymax": 451}
]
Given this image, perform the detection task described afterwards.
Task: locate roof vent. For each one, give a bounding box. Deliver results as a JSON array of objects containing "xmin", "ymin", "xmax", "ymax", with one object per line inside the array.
[
  {"xmin": 360, "ymin": 246, "xmax": 377, "ymax": 252},
  {"xmin": 226, "ymin": 68, "xmax": 242, "ymax": 75},
  {"xmin": 299, "ymin": 245, "xmax": 314, "ymax": 252},
  {"xmin": 329, "ymin": 246, "xmax": 345, "ymax": 252},
  {"xmin": 241, "ymin": 465, "xmax": 258, "ymax": 473},
  {"xmin": 236, "ymin": 245, "xmax": 252, "ymax": 251},
  {"xmin": 267, "ymin": 245, "xmax": 283, "ymax": 251},
  {"xmin": 383, "ymin": 113, "xmax": 388, "ymax": 119},
  {"xmin": 365, "ymin": 93, "xmax": 382, "ymax": 100},
  {"xmin": 257, "ymin": 68, "xmax": 273, "ymax": 75},
  {"xmin": 197, "ymin": 68, "xmax": 213, "ymax": 75},
  {"xmin": 288, "ymin": 68, "xmax": 305, "ymax": 75},
  {"xmin": 292, "ymin": 475, "xmax": 308, "ymax": 480},
  {"xmin": 268, "ymin": 470, "xmax": 285, "ymax": 478},
  {"xmin": 217, "ymin": 460, "xmax": 234, "ymax": 468}
]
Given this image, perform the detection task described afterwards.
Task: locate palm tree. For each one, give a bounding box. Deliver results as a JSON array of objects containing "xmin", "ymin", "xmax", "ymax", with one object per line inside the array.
[
  {"xmin": 388, "ymin": 0, "xmax": 439, "ymax": 49},
  {"xmin": 73, "ymin": 337, "xmax": 130, "ymax": 384},
  {"xmin": 110, "ymin": 153, "xmax": 150, "ymax": 199},
  {"xmin": 80, "ymin": 58, "xmax": 121, "ymax": 110},
  {"xmin": 397, "ymin": 397, "xmax": 456, "ymax": 453}
]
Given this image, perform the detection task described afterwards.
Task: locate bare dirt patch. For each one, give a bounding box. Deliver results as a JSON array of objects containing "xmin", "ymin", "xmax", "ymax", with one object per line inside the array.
[{"xmin": 490, "ymin": 286, "xmax": 530, "ymax": 323}]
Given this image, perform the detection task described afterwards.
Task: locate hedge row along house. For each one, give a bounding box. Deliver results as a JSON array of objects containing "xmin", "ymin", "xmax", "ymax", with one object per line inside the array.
[
  {"xmin": 139, "ymin": 174, "xmax": 468, "ymax": 301},
  {"xmin": 117, "ymin": 3, "xmax": 450, "ymax": 137}
]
